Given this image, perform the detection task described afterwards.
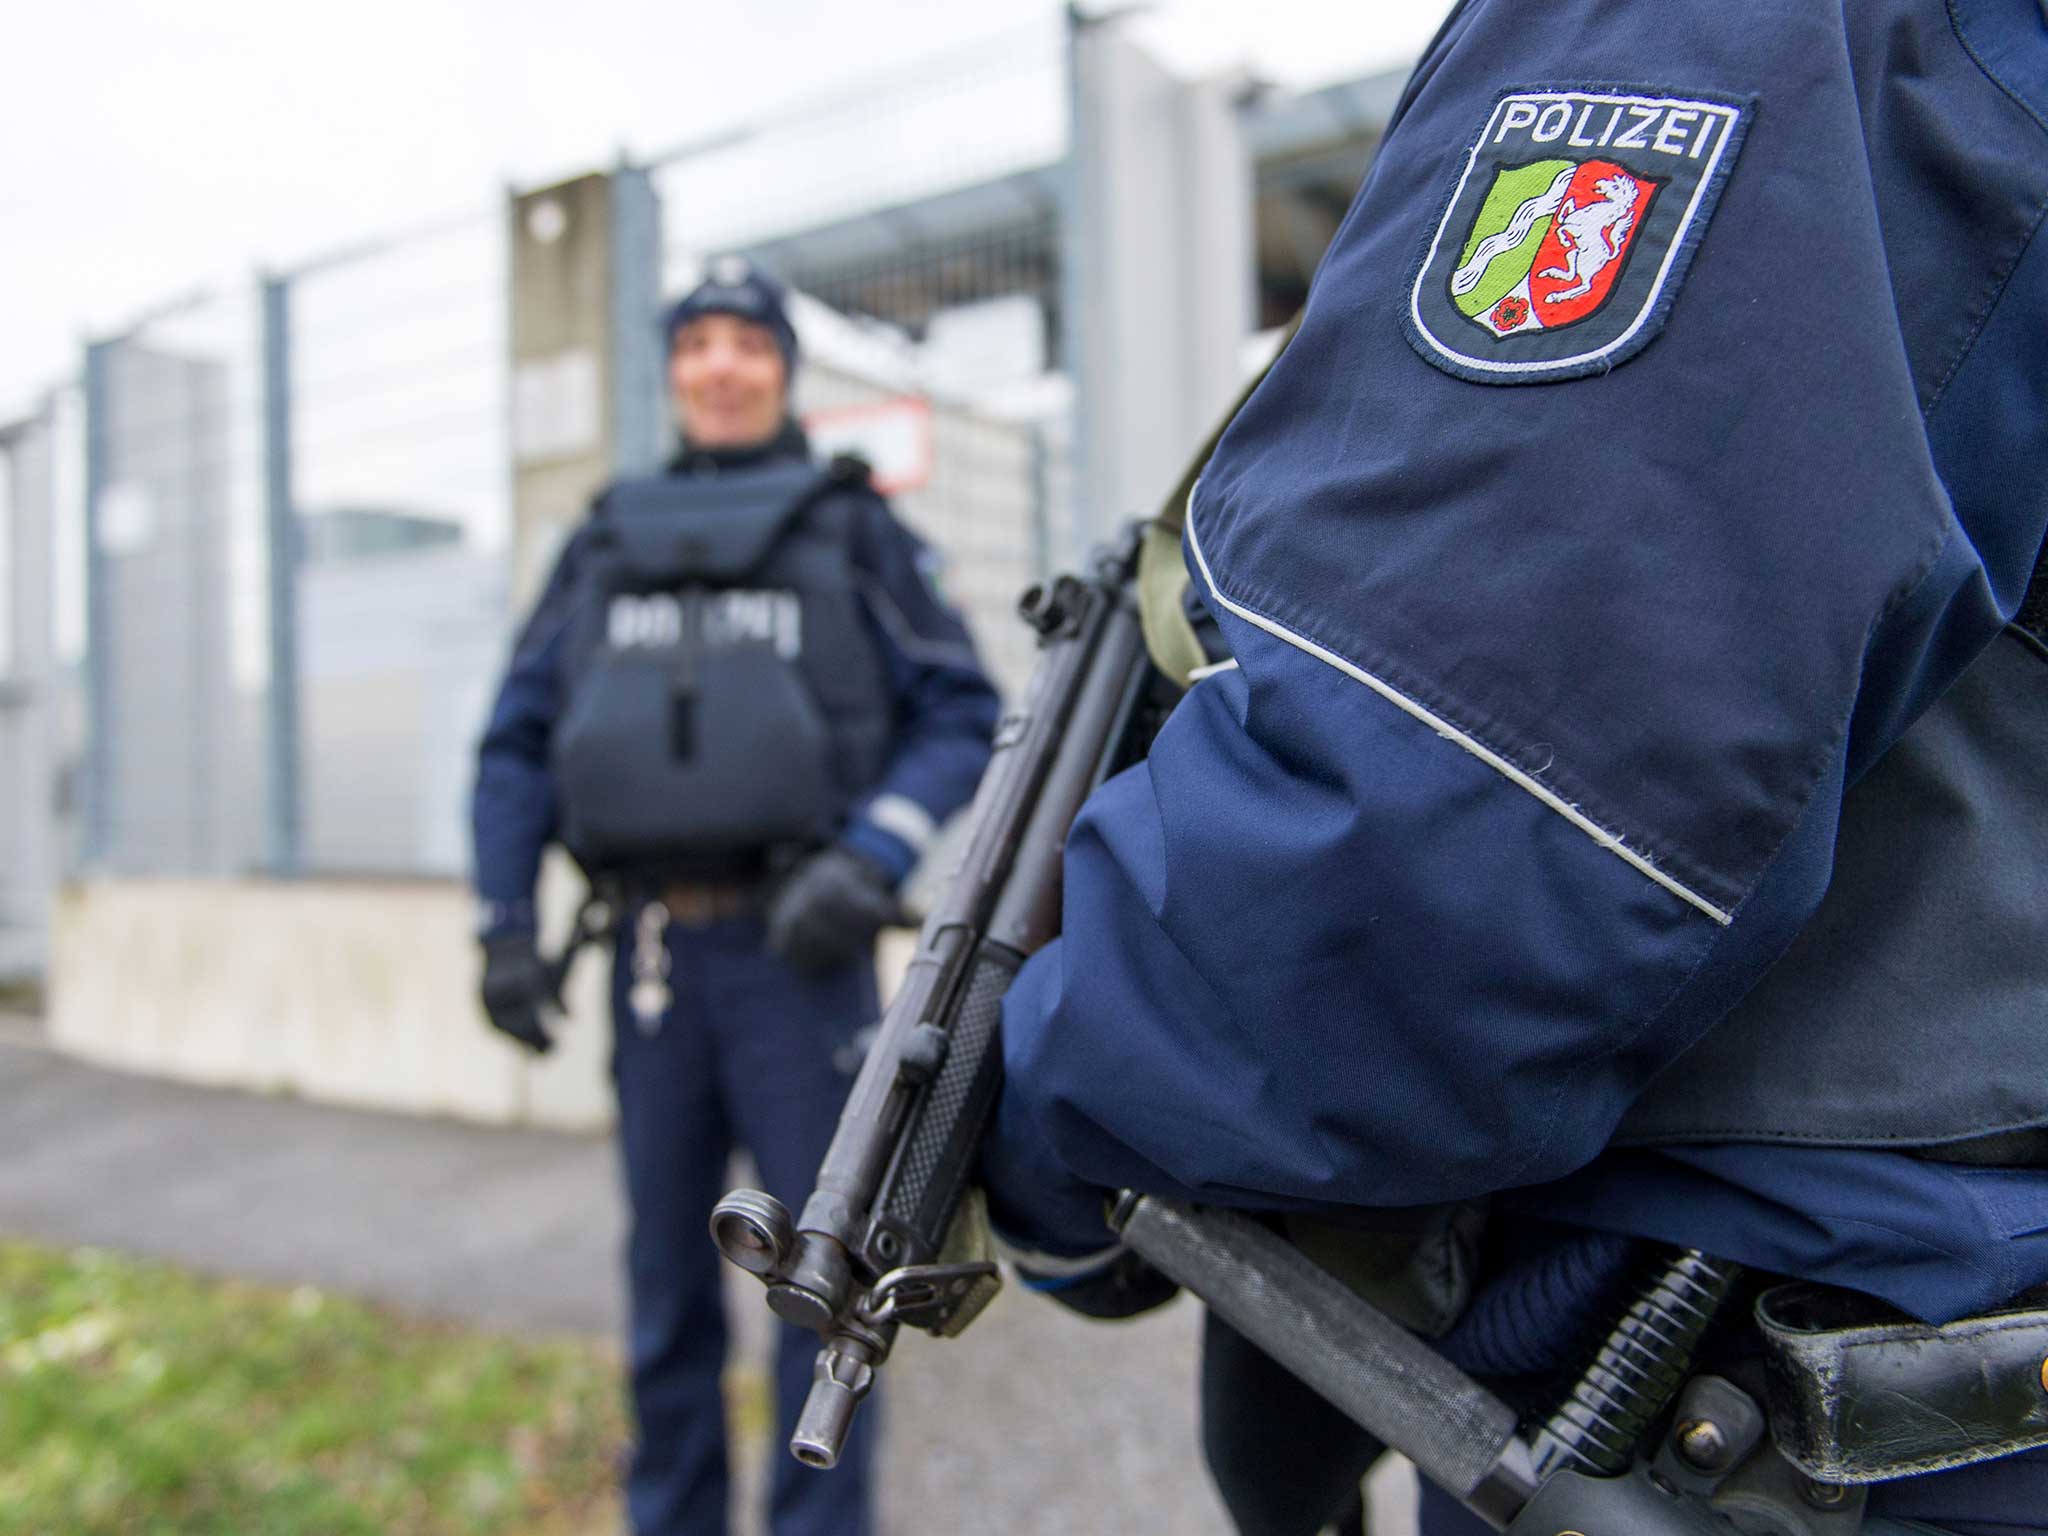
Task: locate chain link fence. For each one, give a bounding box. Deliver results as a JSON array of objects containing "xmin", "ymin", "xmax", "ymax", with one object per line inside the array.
[
  {"xmin": 83, "ymin": 292, "xmax": 269, "ymax": 877},
  {"xmin": 292, "ymin": 215, "xmax": 511, "ymax": 878},
  {"xmin": 0, "ymin": 399, "xmax": 78, "ymax": 976},
  {"xmin": 656, "ymin": 19, "xmax": 1072, "ymax": 697},
  {"xmin": 1, "ymin": 28, "xmax": 1077, "ymax": 912}
]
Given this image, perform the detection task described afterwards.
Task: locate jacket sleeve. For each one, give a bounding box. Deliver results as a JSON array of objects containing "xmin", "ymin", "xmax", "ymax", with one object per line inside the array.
[
  {"xmin": 469, "ymin": 530, "xmax": 588, "ymax": 933},
  {"xmin": 985, "ymin": 0, "xmax": 2048, "ymax": 1254},
  {"xmin": 838, "ymin": 497, "xmax": 1002, "ymax": 883}
]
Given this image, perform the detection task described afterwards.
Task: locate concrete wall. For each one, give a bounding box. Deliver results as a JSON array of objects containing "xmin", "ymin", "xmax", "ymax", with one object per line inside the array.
[
  {"xmin": 48, "ymin": 872, "xmax": 917, "ymax": 1129},
  {"xmin": 48, "ymin": 874, "xmax": 616, "ymax": 1130}
]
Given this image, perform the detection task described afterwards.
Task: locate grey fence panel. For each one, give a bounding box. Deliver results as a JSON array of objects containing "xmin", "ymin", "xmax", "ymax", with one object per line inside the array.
[
  {"xmin": 84, "ymin": 295, "xmax": 269, "ymax": 877},
  {"xmin": 66, "ymin": 214, "xmax": 512, "ymax": 883},
  {"xmin": 291, "ymin": 215, "xmax": 511, "ymax": 880},
  {"xmin": 0, "ymin": 404, "xmax": 64, "ymax": 973}
]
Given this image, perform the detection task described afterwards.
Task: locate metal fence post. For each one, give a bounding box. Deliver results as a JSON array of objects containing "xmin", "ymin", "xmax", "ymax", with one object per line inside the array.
[
  {"xmin": 1060, "ymin": 8, "xmax": 1254, "ymax": 563},
  {"xmin": 1029, "ymin": 421, "xmax": 1054, "ymax": 581},
  {"xmin": 80, "ymin": 339, "xmax": 113, "ymax": 869},
  {"xmin": 610, "ymin": 157, "xmax": 666, "ymax": 478},
  {"xmin": 1059, "ymin": 3, "xmax": 1097, "ymax": 564},
  {"xmin": 0, "ymin": 400, "xmax": 62, "ymax": 970},
  {"xmin": 261, "ymin": 273, "xmax": 302, "ymax": 876}
]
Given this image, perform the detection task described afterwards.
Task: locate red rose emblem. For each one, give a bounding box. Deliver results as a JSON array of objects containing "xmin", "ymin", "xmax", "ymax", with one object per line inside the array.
[{"xmin": 1491, "ymin": 295, "xmax": 1529, "ymax": 331}]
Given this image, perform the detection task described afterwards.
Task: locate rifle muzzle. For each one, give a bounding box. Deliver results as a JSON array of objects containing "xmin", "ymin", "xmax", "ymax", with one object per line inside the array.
[{"xmin": 791, "ymin": 1336, "xmax": 880, "ymax": 1469}]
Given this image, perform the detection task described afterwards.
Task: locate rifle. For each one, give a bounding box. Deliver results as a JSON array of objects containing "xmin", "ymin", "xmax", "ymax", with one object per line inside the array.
[
  {"xmin": 710, "ymin": 515, "xmax": 1891, "ymax": 1533},
  {"xmin": 707, "ymin": 335, "xmax": 1295, "ymax": 1427},
  {"xmin": 694, "ymin": 356, "xmax": 1929, "ymax": 1531},
  {"xmin": 712, "ymin": 521, "xmax": 1167, "ymax": 1469}
]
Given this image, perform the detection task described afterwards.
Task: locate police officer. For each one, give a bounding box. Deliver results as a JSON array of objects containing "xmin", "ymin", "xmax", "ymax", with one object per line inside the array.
[
  {"xmin": 979, "ymin": 0, "xmax": 2048, "ymax": 1532},
  {"xmin": 471, "ymin": 259, "xmax": 999, "ymax": 1536}
]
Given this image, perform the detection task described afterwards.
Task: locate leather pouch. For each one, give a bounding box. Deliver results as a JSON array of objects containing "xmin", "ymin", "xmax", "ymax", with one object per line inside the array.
[{"xmin": 1758, "ymin": 1281, "xmax": 2048, "ymax": 1482}]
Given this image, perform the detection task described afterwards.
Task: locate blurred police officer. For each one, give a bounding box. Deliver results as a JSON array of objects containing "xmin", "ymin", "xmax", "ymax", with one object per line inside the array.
[
  {"xmin": 471, "ymin": 258, "xmax": 999, "ymax": 1536},
  {"xmin": 980, "ymin": 0, "xmax": 2048, "ymax": 1531}
]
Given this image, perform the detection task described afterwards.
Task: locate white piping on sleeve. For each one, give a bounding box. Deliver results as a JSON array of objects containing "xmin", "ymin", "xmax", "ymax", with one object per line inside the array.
[
  {"xmin": 1183, "ymin": 493, "xmax": 1733, "ymax": 927},
  {"xmin": 864, "ymin": 793, "xmax": 937, "ymax": 854},
  {"xmin": 991, "ymin": 1234, "xmax": 1127, "ymax": 1280},
  {"xmin": 1187, "ymin": 658, "xmax": 1241, "ymax": 682}
]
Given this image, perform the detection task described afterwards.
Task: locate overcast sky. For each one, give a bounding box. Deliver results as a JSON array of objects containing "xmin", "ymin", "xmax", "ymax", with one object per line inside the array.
[{"xmin": 1, "ymin": 1, "xmax": 1450, "ymax": 419}]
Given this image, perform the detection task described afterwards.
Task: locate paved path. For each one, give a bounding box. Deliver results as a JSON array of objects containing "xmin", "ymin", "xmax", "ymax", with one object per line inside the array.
[
  {"xmin": 0, "ymin": 1036, "xmax": 1418, "ymax": 1533},
  {"xmin": 0, "ymin": 1040, "xmax": 1425, "ymax": 1531},
  {"xmin": 0, "ymin": 1038, "xmax": 623, "ymax": 1333}
]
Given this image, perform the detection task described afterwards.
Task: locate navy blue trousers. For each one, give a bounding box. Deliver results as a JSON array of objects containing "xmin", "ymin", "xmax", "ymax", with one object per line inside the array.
[{"xmin": 610, "ymin": 910, "xmax": 877, "ymax": 1536}]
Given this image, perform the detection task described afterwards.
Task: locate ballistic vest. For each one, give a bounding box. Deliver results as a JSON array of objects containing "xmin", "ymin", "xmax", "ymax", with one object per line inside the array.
[
  {"xmin": 1619, "ymin": 598, "xmax": 2048, "ymax": 1160},
  {"xmin": 1149, "ymin": 465, "xmax": 2047, "ymax": 1160},
  {"xmin": 550, "ymin": 457, "xmax": 893, "ymax": 878}
]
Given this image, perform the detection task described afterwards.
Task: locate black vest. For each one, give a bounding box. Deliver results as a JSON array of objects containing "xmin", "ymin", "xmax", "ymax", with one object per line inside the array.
[
  {"xmin": 1619, "ymin": 626, "xmax": 2048, "ymax": 1157},
  {"xmin": 550, "ymin": 459, "xmax": 893, "ymax": 878}
]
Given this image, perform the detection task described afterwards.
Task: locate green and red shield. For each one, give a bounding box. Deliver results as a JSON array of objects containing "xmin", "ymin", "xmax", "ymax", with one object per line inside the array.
[
  {"xmin": 1450, "ymin": 159, "xmax": 1660, "ymax": 337},
  {"xmin": 1408, "ymin": 90, "xmax": 1750, "ymax": 384}
]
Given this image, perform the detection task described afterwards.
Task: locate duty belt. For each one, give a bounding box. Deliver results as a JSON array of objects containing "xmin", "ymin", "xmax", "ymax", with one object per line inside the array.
[{"xmin": 659, "ymin": 880, "xmax": 760, "ymax": 926}]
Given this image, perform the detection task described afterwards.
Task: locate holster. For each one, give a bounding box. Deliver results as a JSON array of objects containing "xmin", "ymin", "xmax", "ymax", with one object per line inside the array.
[{"xmin": 1758, "ymin": 1282, "xmax": 2048, "ymax": 1483}]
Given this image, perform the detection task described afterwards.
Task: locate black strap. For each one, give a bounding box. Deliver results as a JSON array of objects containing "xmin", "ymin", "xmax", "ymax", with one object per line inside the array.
[
  {"xmin": 591, "ymin": 459, "xmax": 841, "ymax": 585},
  {"xmin": 826, "ymin": 451, "xmax": 874, "ymax": 489},
  {"xmin": 1758, "ymin": 1283, "xmax": 2048, "ymax": 1482},
  {"xmin": 2016, "ymin": 533, "xmax": 2048, "ymax": 649},
  {"xmin": 542, "ymin": 889, "xmax": 618, "ymax": 999}
]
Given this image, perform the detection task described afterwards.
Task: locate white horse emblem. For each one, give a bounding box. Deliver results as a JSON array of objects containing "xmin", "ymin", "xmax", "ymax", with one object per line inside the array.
[{"xmin": 1539, "ymin": 173, "xmax": 1642, "ymax": 303}]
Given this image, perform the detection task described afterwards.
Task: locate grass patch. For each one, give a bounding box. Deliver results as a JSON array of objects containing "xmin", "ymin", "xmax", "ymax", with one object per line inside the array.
[{"xmin": 0, "ymin": 1240, "xmax": 628, "ymax": 1534}]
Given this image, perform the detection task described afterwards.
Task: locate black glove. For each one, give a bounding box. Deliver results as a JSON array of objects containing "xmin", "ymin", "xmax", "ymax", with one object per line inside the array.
[
  {"xmin": 479, "ymin": 932, "xmax": 556, "ymax": 1054},
  {"xmin": 765, "ymin": 847, "xmax": 899, "ymax": 973}
]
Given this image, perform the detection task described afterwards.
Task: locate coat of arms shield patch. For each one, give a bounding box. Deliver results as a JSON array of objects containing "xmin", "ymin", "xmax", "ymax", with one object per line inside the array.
[{"xmin": 1408, "ymin": 90, "xmax": 1750, "ymax": 384}]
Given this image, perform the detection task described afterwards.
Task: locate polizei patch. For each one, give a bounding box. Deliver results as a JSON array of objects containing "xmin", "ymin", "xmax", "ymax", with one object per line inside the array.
[{"xmin": 1408, "ymin": 90, "xmax": 1750, "ymax": 384}]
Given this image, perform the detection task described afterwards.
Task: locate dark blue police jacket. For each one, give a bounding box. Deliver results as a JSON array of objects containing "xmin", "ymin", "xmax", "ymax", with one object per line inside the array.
[
  {"xmin": 986, "ymin": 0, "xmax": 2048, "ymax": 1522},
  {"xmin": 471, "ymin": 427, "xmax": 1000, "ymax": 930}
]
